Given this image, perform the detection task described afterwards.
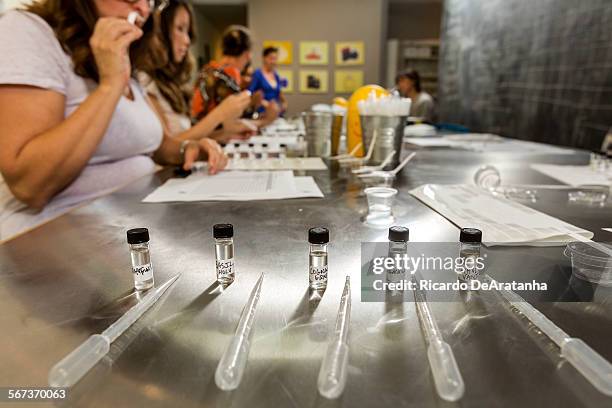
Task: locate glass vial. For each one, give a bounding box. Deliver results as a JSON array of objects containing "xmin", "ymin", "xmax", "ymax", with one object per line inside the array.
[
  {"xmin": 279, "ymin": 144, "xmax": 288, "ymax": 160},
  {"xmin": 127, "ymin": 228, "xmax": 154, "ymax": 291},
  {"xmin": 309, "ymin": 227, "xmax": 329, "ymax": 289},
  {"xmin": 214, "ymin": 224, "xmax": 235, "ymax": 284},
  {"xmin": 261, "ymin": 143, "xmax": 269, "ymax": 160},
  {"xmin": 459, "ymin": 228, "xmax": 482, "ymax": 282},
  {"xmin": 387, "ymin": 226, "xmax": 409, "ymax": 301}
]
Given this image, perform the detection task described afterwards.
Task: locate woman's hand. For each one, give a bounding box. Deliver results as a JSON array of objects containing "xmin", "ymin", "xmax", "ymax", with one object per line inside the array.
[
  {"xmin": 182, "ymin": 139, "xmax": 228, "ymax": 175},
  {"xmin": 216, "ymin": 91, "xmax": 252, "ymax": 120},
  {"xmin": 210, "ymin": 119, "xmax": 257, "ymax": 143},
  {"xmin": 90, "ymin": 18, "xmax": 143, "ymax": 90}
]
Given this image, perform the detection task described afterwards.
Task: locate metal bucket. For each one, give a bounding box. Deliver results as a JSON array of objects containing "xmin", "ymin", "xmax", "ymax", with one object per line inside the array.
[
  {"xmin": 301, "ymin": 111, "xmax": 333, "ymax": 157},
  {"xmin": 360, "ymin": 115, "xmax": 407, "ymax": 169}
]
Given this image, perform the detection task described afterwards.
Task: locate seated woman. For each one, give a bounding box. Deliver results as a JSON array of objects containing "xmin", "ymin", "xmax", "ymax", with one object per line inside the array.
[
  {"xmin": 138, "ymin": 0, "xmax": 253, "ymax": 144},
  {"xmin": 248, "ymin": 47, "xmax": 288, "ymax": 115},
  {"xmin": 0, "ymin": 0, "xmax": 226, "ymax": 241},
  {"xmin": 394, "ymin": 69, "xmax": 436, "ymax": 123},
  {"xmin": 191, "ymin": 25, "xmax": 280, "ymax": 132}
]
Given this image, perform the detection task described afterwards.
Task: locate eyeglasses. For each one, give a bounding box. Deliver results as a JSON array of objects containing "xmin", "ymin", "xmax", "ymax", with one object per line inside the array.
[{"xmin": 123, "ymin": 0, "xmax": 169, "ymax": 11}]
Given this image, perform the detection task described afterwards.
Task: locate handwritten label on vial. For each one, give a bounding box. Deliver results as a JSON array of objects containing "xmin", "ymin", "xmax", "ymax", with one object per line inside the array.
[
  {"xmin": 217, "ymin": 258, "xmax": 235, "ymax": 280},
  {"xmin": 310, "ymin": 265, "xmax": 328, "ymax": 283},
  {"xmin": 133, "ymin": 263, "xmax": 153, "ymax": 281}
]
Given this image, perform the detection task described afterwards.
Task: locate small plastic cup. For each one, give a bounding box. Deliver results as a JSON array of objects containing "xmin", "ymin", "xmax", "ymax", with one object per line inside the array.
[
  {"xmin": 564, "ymin": 242, "xmax": 612, "ymax": 286},
  {"xmin": 364, "ymin": 187, "xmax": 398, "ymax": 226}
]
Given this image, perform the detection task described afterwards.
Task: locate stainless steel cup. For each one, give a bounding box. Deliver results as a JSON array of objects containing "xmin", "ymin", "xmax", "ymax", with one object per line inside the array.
[
  {"xmin": 302, "ymin": 111, "xmax": 333, "ymax": 157},
  {"xmin": 360, "ymin": 115, "xmax": 407, "ymax": 169}
]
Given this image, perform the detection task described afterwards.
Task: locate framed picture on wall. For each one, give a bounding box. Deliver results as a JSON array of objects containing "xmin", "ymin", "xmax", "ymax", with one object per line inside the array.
[
  {"xmin": 263, "ymin": 40, "xmax": 293, "ymax": 65},
  {"xmin": 299, "ymin": 41, "xmax": 329, "ymax": 65},
  {"xmin": 277, "ymin": 69, "xmax": 294, "ymax": 93},
  {"xmin": 334, "ymin": 70, "xmax": 364, "ymax": 93},
  {"xmin": 299, "ymin": 70, "xmax": 328, "ymax": 93},
  {"xmin": 335, "ymin": 41, "xmax": 365, "ymax": 65}
]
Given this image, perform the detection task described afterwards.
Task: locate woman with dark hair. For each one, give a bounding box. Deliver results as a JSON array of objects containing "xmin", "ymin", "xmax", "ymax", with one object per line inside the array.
[
  {"xmin": 191, "ymin": 25, "xmax": 279, "ymax": 130},
  {"xmin": 395, "ymin": 69, "xmax": 436, "ymax": 122},
  {"xmin": 248, "ymin": 46, "xmax": 288, "ymax": 115},
  {"xmin": 139, "ymin": 0, "xmax": 252, "ymax": 142},
  {"xmin": 0, "ymin": 0, "xmax": 226, "ymax": 240}
]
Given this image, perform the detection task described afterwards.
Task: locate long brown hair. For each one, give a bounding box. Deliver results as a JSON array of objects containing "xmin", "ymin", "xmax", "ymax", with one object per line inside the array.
[
  {"xmin": 144, "ymin": 0, "xmax": 195, "ymax": 115},
  {"xmin": 25, "ymin": 0, "xmax": 165, "ymax": 83}
]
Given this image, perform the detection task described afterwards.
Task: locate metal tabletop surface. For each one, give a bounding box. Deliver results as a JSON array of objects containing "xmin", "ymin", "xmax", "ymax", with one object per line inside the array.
[{"xmin": 0, "ymin": 144, "xmax": 611, "ymax": 408}]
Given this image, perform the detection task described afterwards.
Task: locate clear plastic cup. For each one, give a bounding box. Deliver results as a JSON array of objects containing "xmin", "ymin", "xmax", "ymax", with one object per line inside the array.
[
  {"xmin": 364, "ymin": 187, "xmax": 398, "ymax": 226},
  {"xmin": 564, "ymin": 242, "xmax": 612, "ymax": 286}
]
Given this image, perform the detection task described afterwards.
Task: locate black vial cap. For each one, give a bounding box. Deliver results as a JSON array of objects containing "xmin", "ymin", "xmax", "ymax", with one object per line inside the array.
[
  {"xmin": 309, "ymin": 227, "xmax": 329, "ymax": 244},
  {"xmin": 248, "ymin": 143, "xmax": 255, "ymax": 148},
  {"xmin": 388, "ymin": 226, "xmax": 409, "ymax": 242},
  {"xmin": 127, "ymin": 228, "xmax": 149, "ymax": 244},
  {"xmin": 213, "ymin": 224, "xmax": 234, "ymax": 239},
  {"xmin": 234, "ymin": 143, "xmax": 241, "ymax": 148},
  {"xmin": 262, "ymin": 143, "xmax": 269, "ymax": 148},
  {"xmin": 460, "ymin": 228, "xmax": 482, "ymax": 243},
  {"xmin": 280, "ymin": 144, "xmax": 287, "ymax": 148}
]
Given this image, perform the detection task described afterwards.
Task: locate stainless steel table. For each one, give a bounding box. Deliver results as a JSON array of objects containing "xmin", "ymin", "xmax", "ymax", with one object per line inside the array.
[{"xmin": 0, "ymin": 145, "xmax": 611, "ymax": 407}]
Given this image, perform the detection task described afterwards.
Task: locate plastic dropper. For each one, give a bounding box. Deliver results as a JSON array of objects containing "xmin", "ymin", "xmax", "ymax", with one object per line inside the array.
[
  {"xmin": 330, "ymin": 142, "xmax": 362, "ymax": 160},
  {"xmin": 359, "ymin": 152, "xmax": 417, "ymax": 179},
  {"xmin": 484, "ymin": 274, "xmax": 612, "ymax": 396},
  {"xmin": 318, "ymin": 276, "xmax": 351, "ymax": 399},
  {"xmin": 215, "ymin": 273, "xmax": 264, "ymax": 391},
  {"xmin": 413, "ymin": 275, "xmax": 465, "ymax": 402},
  {"xmin": 352, "ymin": 150, "xmax": 396, "ymax": 174},
  {"xmin": 48, "ymin": 274, "xmax": 181, "ymax": 388},
  {"xmin": 338, "ymin": 132, "xmax": 378, "ymax": 165}
]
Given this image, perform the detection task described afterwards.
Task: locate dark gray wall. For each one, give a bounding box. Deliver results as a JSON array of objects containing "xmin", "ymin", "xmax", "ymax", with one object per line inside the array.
[{"xmin": 438, "ymin": 0, "xmax": 612, "ymax": 149}]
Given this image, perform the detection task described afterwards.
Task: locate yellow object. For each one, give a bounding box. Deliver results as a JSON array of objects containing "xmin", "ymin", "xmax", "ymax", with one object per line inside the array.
[
  {"xmin": 333, "ymin": 97, "xmax": 348, "ymax": 107},
  {"xmin": 347, "ymin": 85, "xmax": 389, "ymax": 156}
]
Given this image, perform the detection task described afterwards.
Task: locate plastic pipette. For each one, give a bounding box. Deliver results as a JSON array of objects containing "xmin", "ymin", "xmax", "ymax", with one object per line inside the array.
[
  {"xmin": 413, "ymin": 276, "xmax": 465, "ymax": 401},
  {"xmin": 358, "ymin": 152, "xmax": 416, "ymax": 179},
  {"xmin": 352, "ymin": 150, "xmax": 396, "ymax": 174},
  {"xmin": 330, "ymin": 142, "xmax": 362, "ymax": 160},
  {"xmin": 484, "ymin": 274, "xmax": 612, "ymax": 396},
  {"xmin": 48, "ymin": 274, "xmax": 181, "ymax": 388},
  {"xmin": 318, "ymin": 276, "xmax": 351, "ymax": 399},
  {"xmin": 338, "ymin": 132, "xmax": 378, "ymax": 165},
  {"xmin": 215, "ymin": 273, "xmax": 264, "ymax": 390}
]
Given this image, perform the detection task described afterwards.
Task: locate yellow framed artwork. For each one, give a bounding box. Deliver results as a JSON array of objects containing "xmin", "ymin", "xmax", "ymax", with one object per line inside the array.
[
  {"xmin": 262, "ymin": 40, "xmax": 293, "ymax": 65},
  {"xmin": 299, "ymin": 70, "xmax": 328, "ymax": 93},
  {"xmin": 335, "ymin": 41, "xmax": 365, "ymax": 65},
  {"xmin": 277, "ymin": 69, "xmax": 294, "ymax": 93},
  {"xmin": 334, "ymin": 70, "xmax": 364, "ymax": 93},
  {"xmin": 299, "ymin": 41, "xmax": 329, "ymax": 65}
]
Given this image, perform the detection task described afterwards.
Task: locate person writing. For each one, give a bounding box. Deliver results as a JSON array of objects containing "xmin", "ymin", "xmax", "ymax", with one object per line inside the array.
[
  {"xmin": 139, "ymin": 0, "xmax": 253, "ymax": 143},
  {"xmin": 0, "ymin": 0, "xmax": 225, "ymax": 241}
]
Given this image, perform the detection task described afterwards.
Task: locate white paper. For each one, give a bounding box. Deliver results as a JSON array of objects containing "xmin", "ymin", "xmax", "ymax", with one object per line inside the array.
[
  {"xmin": 142, "ymin": 171, "xmax": 323, "ymax": 202},
  {"xmin": 531, "ymin": 164, "xmax": 612, "ymax": 187},
  {"xmin": 227, "ymin": 158, "xmax": 327, "ymax": 171},
  {"xmin": 404, "ymin": 134, "xmax": 575, "ymax": 154},
  {"xmin": 602, "ymin": 228, "xmax": 612, "ymax": 233},
  {"xmin": 409, "ymin": 184, "xmax": 593, "ymax": 246}
]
